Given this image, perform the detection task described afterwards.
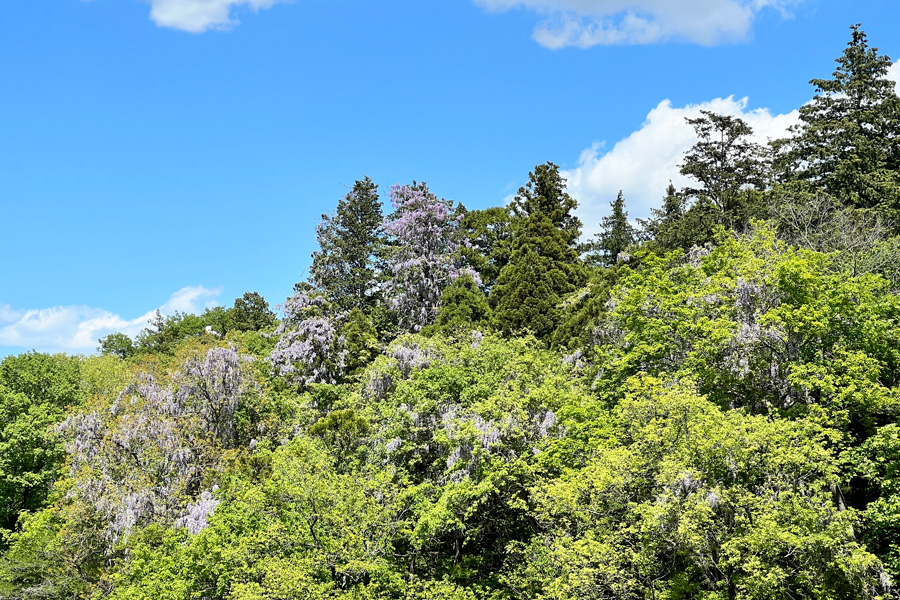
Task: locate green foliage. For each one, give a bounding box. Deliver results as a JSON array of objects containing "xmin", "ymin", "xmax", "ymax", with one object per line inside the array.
[
  {"xmin": 8, "ymin": 28, "xmax": 900, "ymax": 599},
  {"xmin": 773, "ymin": 25, "xmax": 900, "ymax": 216},
  {"xmin": 461, "ymin": 206, "xmax": 513, "ymax": 291},
  {"xmin": 849, "ymin": 424, "xmax": 900, "ymax": 575},
  {"xmin": 98, "ymin": 332, "xmax": 136, "ymax": 359},
  {"xmin": 229, "ymin": 291, "xmax": 276, "ymax": 333},
  {"xmin": 0, "ymin": 353, "xmax": 84, "ymax": 534},
  {"xmin": 510, "ymin": 376, "xmax": 886, "ymax": 599},
  {"xmin": 311, "ymin": 176, "xmax": 385, "ymax": 312},
  {"xmin": 491, "ymin": 163, "xmax": 585, "ymax": 339},
  {"xmin": 681, "ymin": 110, "xmax": 770, "ymax": 232},
  {"xmin": 136, "ymin": 309, "xmax": 217, "ymax": 355},
  {"xmin": 429, "ymin": 274, "xmax": 491, "ymax": 335},
  {"xmin": 592, "ymin": 225, "xmax": 900, "ymax": 431},
  {"xmin": 340, "ymin": 308, "xmax": 381, "ymax": 376},
  {"xmin": 639, "ymin": 183, "xmax": 722, "ymax": 252},
  {"xmin": 590, "ymin": 190, "xmax": 636, "ymax": 266}
]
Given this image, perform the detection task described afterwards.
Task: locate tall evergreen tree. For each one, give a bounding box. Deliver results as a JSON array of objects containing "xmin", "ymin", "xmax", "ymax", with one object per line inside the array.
[
  {"xmin": 639, "ymin": 182, "xmax": 720, "ymax": 252},
  {"xmin": 460, "ymin": 206, "xmax": 512, "ymax": 291},
  {"xmin": 773, "ymin": 24, "xmax": 900, "ymax": 214},
  {"xmin": 310, "ymin": 177, "xmax": 384, "ymax": 311},
  {"xmin": 592, "ymin": 190, "xmax": 636, "ymax": 266},
  {"xmin": 229, "ymin": 291, "xmax": 275, "ymax": 332},
  {"xmin": 429, "ymin": 274, "xmax": 491, "ymax": 335},
  {"xmin": 490, "ymin": 162, "xmax": 584, "ymax": 339},
  {"xmin": 680, "ymin": 110, "xmax": 769, "ymax": 231}
]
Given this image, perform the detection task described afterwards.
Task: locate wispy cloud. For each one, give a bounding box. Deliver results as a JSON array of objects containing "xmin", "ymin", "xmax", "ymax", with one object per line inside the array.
[
  {"xmin": 0, "ymin": 285, "xmax": 223, "ymax": 355},
  {"xmin": 473, "ymin": 0, "xmax": 795, "ymax": 47},
  {"xmin": 563, "ymin": 96, "xmax": 799, "ymax": 238},
  {"xmin": 144, "ymin": 0, "xmax": 291, "ymax": 33}
]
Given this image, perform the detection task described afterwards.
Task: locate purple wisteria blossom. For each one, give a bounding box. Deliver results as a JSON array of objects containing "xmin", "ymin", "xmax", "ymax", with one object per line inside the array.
[
  {"xmin": 59, "ymin": 346, "xmax": 254, "ymax": 544},
  {"xmin": 382, "ymin": 183, "xmax": 475, "ymax": 331},
  {"xmin": 176, "ymin": 489, "xmax": 220, "ymax": 535},
  {"xmin": 269, "ymin": 291, "xmax": 347, "ymax": 387}
]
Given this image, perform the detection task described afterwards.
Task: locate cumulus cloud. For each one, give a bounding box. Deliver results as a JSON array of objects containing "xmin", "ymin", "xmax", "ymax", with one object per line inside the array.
[
  {"xmin": 563, "ymin": 96, "xmax": 799, "ymax": 238},
  {"xmin": 0, "ymin": 285, "xmax": 222, "ymax": 355},
  {"xmin": 145, "ymin": 0, "xmax": 289, "ymax": 33},
  {"xmin": 888, "ymin": 61, "xmax": 900, "ymax": 94},
  {"xmin": 473, "ymin": 0, "xmax": 793, "ymax": 47}
]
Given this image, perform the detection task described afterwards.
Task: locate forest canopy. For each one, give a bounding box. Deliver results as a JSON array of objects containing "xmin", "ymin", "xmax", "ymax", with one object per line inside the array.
[{"xmin": 3, "ymin": 25, "xmax": 900, "ymax": 600}]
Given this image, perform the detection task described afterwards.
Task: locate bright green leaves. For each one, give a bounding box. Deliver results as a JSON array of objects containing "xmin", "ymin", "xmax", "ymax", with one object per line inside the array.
[
  {"xmin": 0, "ymin": 352, "xmax": 84, "ymax": 534},
  {"xmin": 594, "ymin": 226, "xmax": 900, "ymax": 429},
  {"xmin": 517, "ymin": 377, "xmax": 885, "ymax": 600}
]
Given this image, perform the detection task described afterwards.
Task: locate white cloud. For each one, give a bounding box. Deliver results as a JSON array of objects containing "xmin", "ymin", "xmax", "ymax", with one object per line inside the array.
[
  {"xmin": 888, "ymin": 61, "xmax": 900, "ymax": 95},
  {"xmin": 563, "ymin": 96, "xmax": 799, "ymax": 238},
  {"xmin": 145, "ymin": 0, "xmax": 289, "ymax": 33},
  {"xmin": 0, "ymin": 285, "xmax": 223, "ymax": 355},
  {"xmin": 474, "ymin": 0, "xmax": 793, "ymax": 47}
]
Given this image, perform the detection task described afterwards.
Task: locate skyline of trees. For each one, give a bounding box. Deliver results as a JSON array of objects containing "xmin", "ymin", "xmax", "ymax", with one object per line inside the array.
[{"xmin": 3, "ymin": 24, "xmax": 900, "ymax": 600}]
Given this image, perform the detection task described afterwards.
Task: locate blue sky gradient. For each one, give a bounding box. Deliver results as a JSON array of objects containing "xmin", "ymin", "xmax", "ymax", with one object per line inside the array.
[{"xmin": 1, "ymin": 0, "xmax": 899, "ymax": 355}]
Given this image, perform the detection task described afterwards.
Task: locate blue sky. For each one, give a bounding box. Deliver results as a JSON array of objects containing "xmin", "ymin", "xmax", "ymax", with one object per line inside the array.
[{"xmin": 1, "ymin": 0, "xmax": 899, "ymax": 355}]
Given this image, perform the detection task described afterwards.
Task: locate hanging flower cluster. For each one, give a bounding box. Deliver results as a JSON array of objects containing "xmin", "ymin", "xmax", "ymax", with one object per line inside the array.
[{"xmin": 382, "ymin": 183, "xmax": 478, "ymax": 331}]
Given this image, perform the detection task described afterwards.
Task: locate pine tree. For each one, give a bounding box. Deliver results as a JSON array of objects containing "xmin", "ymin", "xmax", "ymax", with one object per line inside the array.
[
  {"xmin": 592, "ymin": 191, "xmax": 636, "ymax": 266},
  {"xmin": 680, "ymin": 111, "xmax": 769, "ymax": 231},
  {"xmin": 490, "ymin": 162, "xmax": 584, "ymax": 339},
  {"xmin": 310, "ymin": 177, "xmax": 384, "ymax": 311},
  {"xmin": 639, "ymin": 183, "xmax": 719, "ymax": 252},
  {"xmin": 773, "ymin": 25, "xmax": 900, "ymax": 214},
  {"xmin": 228, "ymin": 291, "xmax": 275, "ymax": 332}
]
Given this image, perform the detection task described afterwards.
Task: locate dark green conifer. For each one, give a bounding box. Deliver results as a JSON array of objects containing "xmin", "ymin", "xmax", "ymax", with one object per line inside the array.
[
  {"xmin": 490, "ymin": 162, "xmax": 584, "ymax": 339},
  {"xmin": 340, "ymin": 308, "xmax": 380, "ymax": 376},
  {"xmin": 592, "ymin": 190, "xmax": 636, "ymax": 266},
  {"xmin": 310, "ymin": 177, "xmax": 384, "ymax": 311},
  {"xmin": 773, "ymin": 24, "xmax": 900, "ymax": 215},
  {"xmin": 429, "ymin": 274, "xmax": 491, "ymax": 334}
]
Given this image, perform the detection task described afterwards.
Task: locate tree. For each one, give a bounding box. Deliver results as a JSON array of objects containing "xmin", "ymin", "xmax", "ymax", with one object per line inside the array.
[
  {"xmin": 229, "ymin": 291, "xmax": 275, "ymax": 332},
  {"xmin": 340, "ymin": 308, "xmax": 380, "ymax": 377},
  {"xmin": 98, "ymin": 332, "xmax": 136, "ymax": 359},
  {"xmin": 428, "ymin": 274, "xmax": 491, "ymax": 335},
  {"xmin": 0, "ymin": 353, "xmax": 84, "ymax": 533},
  {"xmin": 136, "ymin": 310, "xmax": 208, "ymax": 354},
  {"xmin": 59, "ymin": 346, "xmax": 258, "ymax": 545},
  {"xmin": 773, "ymin": 25, "xmax": 900, "ymax": 215},
  {"xmin": 638, "ymin": 182, "xmax": 718, "ymax": 252},
  {"xmin": 460, "ymin": 206, "xmax": 513, "ymax": 291},
  {"xmin": 382, "ymin": 182, "xmax": 471, "ymax": 332},
  {"xmin": 310, "ymin": 177, "xmax": 385, "ymax": 311},
  {"xmin": 771, "ymin": 190, "xmax": 900, "ymax": 281},
  {"xmin": 680, "ymin": 110, "xmax": 769, "ymax": 231},
  {"xmin": 512, "ymin": 376, "xmax": 888, "ymax": 599},
  {"xmin": 591, "ymin": 191, "xmax": 636, "ymax": 266},
  {"xmin": 269, "ymin": 292, "xmax": 347, "ymax": 388},
  {"xmin": 490, "ymin": 163, "xmax": 584, "ymax": 339}
]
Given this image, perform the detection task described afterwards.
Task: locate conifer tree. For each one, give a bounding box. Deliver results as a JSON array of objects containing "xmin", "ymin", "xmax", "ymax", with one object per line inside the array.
[
  {"xmin": 490, "ymin": 162, "xmax": 584, "ymax": 339},
  {"xmin": 680, "ymin": 110, "xmax": 769, "ymax": 231},
  {"xmin": 592, "ymin": 190, "xmax": 636, "ymax": 266},
  {"xmin": 229, "ymin": 291, "xmax": 275, "ymax": 332},
  {"xmin": 639, "ymin": 182, "xmax": 719, "ymax": 252},
  {"xmin": 773, "ymin": 24, "xmax": 900, "ymax": 214},
  {"xmin": 429, "ymin": 274, "xmax": 491, "ymax": 334},
  {"xmin": 310, "ymin": 177, "xmax": 384, "ymax": 311},
  {"xmin": 460, "ymin": 206, "xmax": 512, "ymax": 291}
]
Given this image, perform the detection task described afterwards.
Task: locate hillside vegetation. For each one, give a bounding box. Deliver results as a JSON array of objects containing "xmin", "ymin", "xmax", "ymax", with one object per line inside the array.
[{"xmin": 3, "ymin": 25, "xmax": 900, "ymax": 600}]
